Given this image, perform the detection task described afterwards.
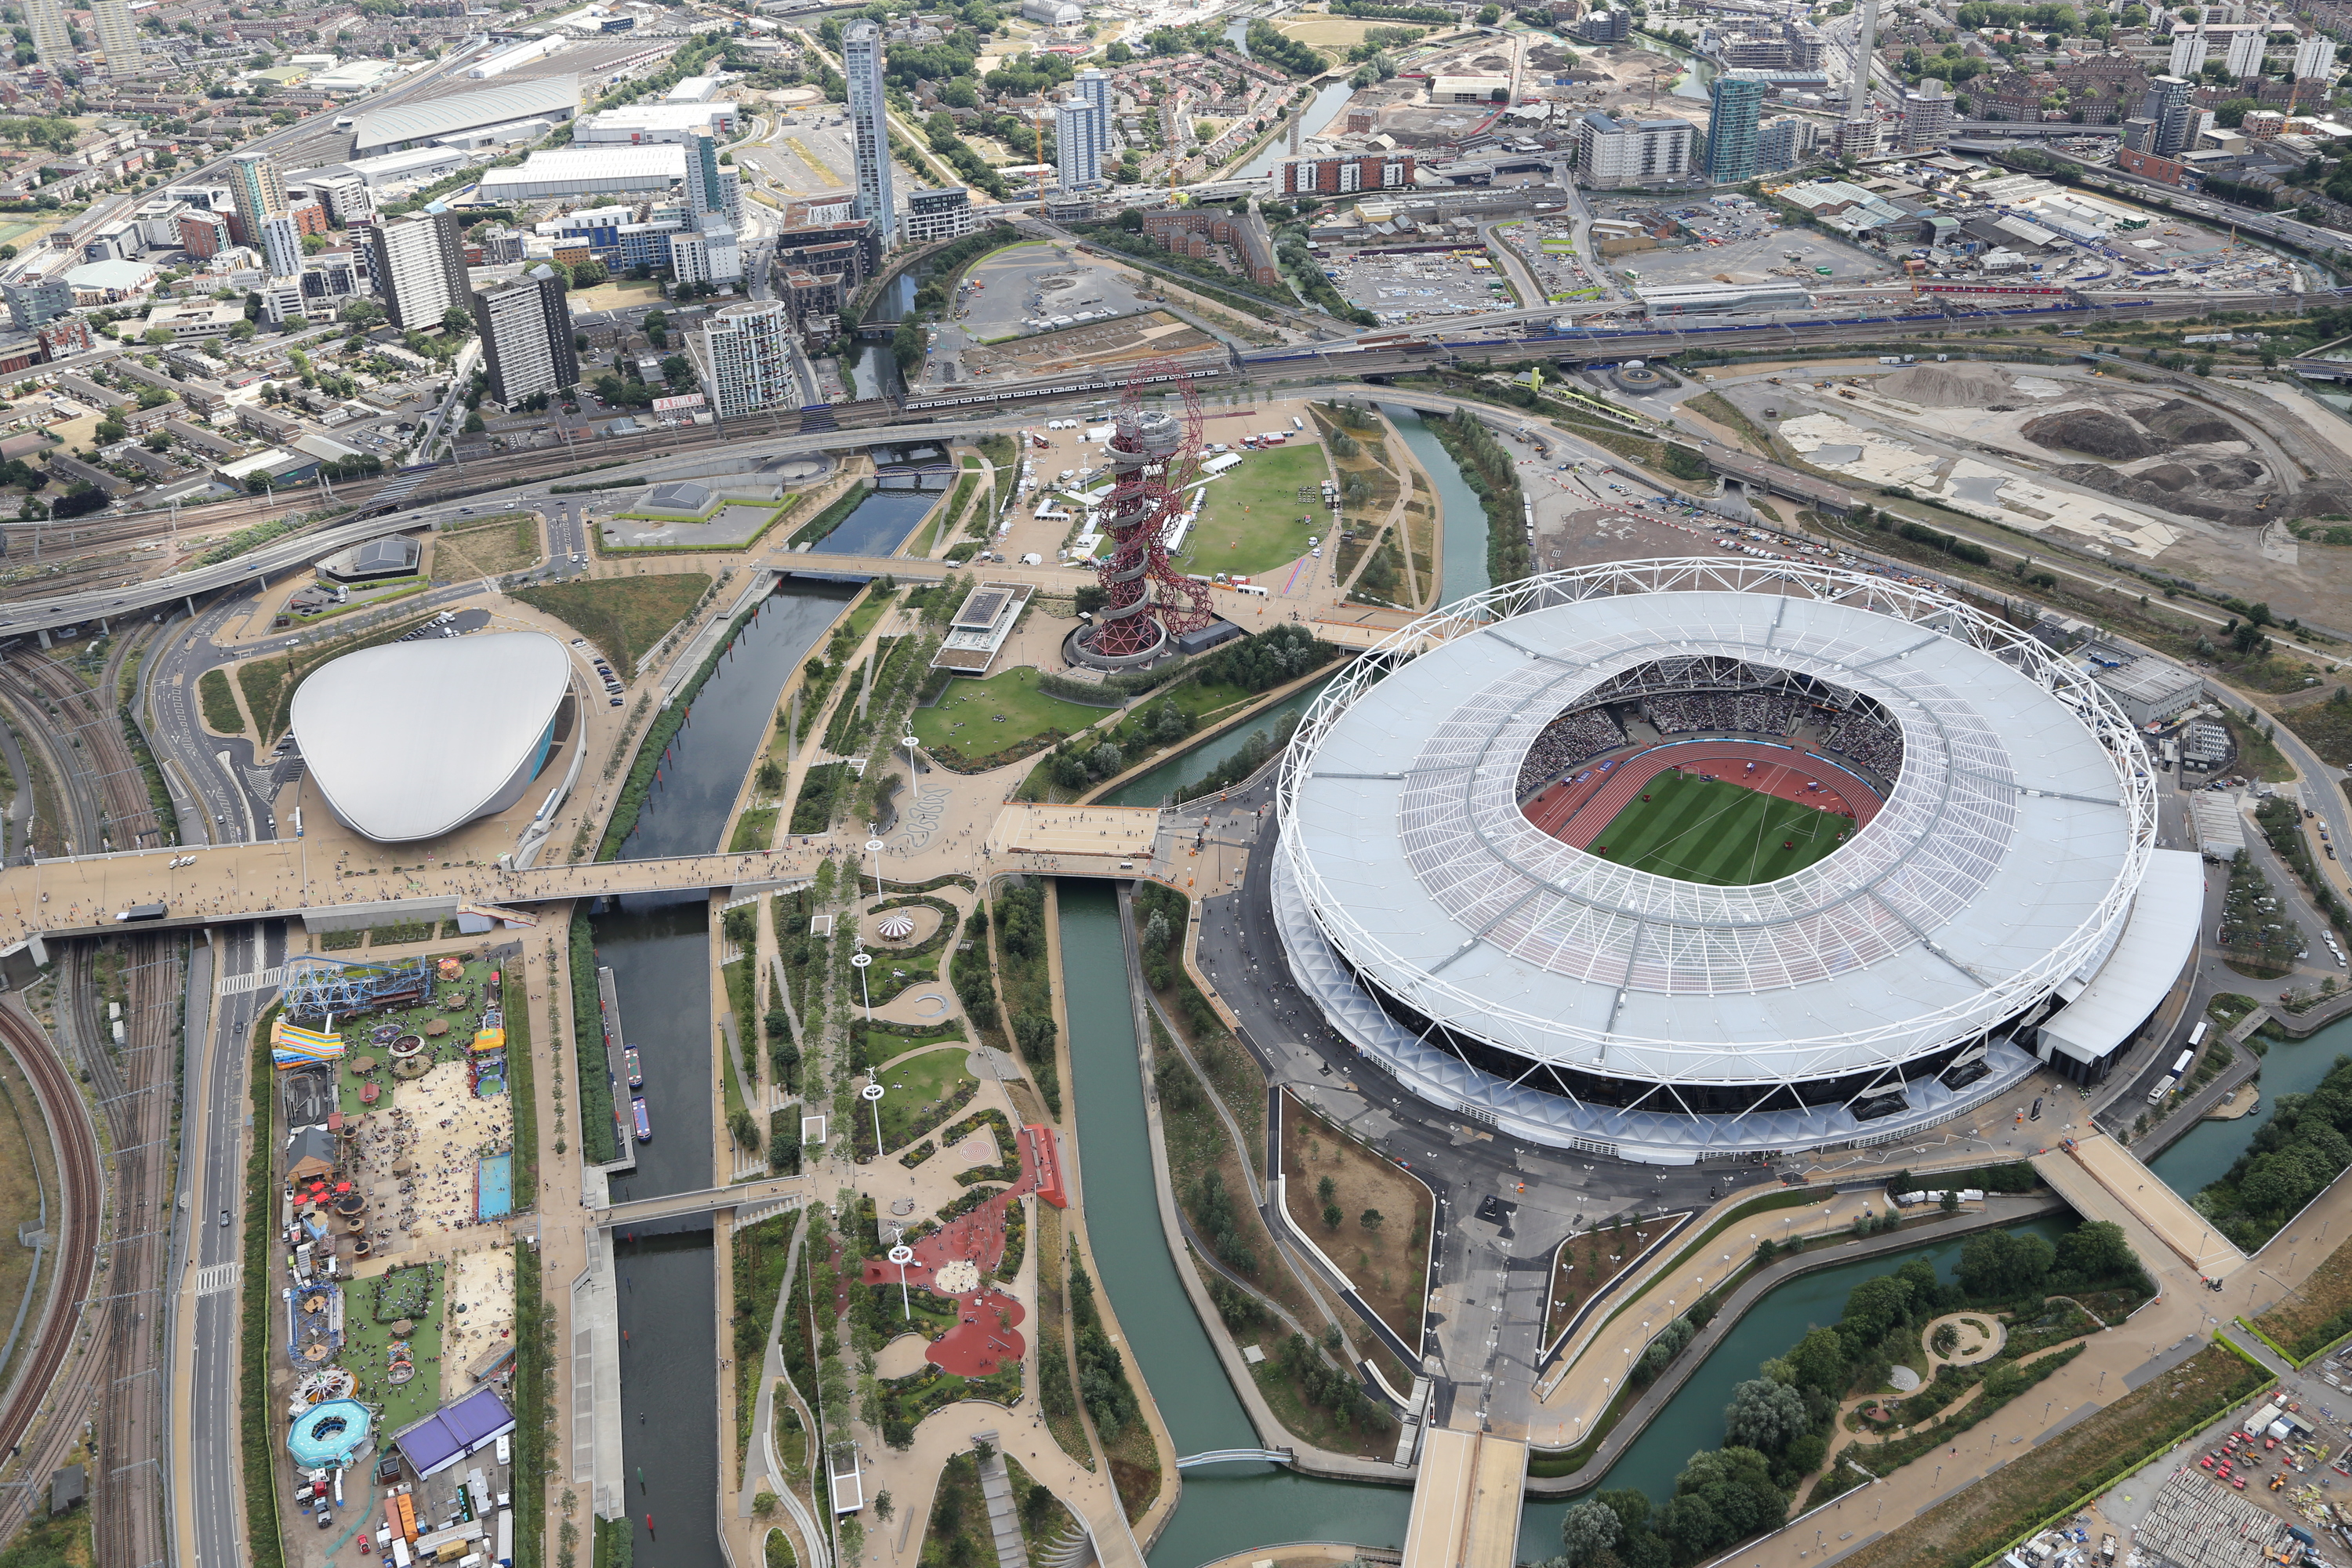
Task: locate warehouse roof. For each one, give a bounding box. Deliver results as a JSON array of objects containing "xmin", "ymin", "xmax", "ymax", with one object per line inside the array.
[
  {"xmin": 477, "ymin": 143, "xmax": 685, "ymax": 200},
  {"xmin": 350, "ymin": 74, "xmax": 579, "ymax": 154}
]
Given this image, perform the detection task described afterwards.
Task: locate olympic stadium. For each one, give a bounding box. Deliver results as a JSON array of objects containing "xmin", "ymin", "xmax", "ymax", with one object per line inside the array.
[
  {"xmin": 290, "ymin": 630, "xmax": 575, "ymax": 843},
  {"xmin": 1272, "ymin": 559, "xmax": 2205, "ymax": 1165}
]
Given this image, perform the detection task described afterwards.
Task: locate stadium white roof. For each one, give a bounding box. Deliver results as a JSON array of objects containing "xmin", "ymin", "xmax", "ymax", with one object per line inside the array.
[
  {"xmin": 1279, "ymin": 562, "xmax": 2157, "ymax": 1089},
  {"xmin": 291, "ymin": 631, "xmax": 571, "ymax": 841},
  {"xmin": 350, "ymin": 75, "xmax": 579, "ymax": 156}
]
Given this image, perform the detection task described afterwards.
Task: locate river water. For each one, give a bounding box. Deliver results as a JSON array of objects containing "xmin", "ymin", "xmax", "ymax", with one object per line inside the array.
[
  {"xmin": 1593, "ymin": 1217, "xmax": 2073, "ymax": 1506},
  {"xmin": 2149, "ymin": 1015, "xmax": 2352, "ymax": 1200},
  {"xmin": 602, "ymin": 579, "xmax": 862, "ymax": 1568},
  {"xmin": 1381, "ymin": 404, "xmax": 1491, "ymax": 606},
  {"xmin": 1096, "ymin": 677, "xmax": 1334, "ymax": 808}
]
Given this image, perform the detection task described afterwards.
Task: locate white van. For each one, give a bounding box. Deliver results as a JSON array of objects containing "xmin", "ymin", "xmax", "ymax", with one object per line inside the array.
[{"xmin": 495, "ymin": 1434, "xmax": 510, "ymax": 1468}]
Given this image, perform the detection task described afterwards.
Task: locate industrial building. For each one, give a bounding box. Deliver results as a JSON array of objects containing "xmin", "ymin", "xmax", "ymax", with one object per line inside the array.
[
  {"xmin": 1635, "ymin": 280, "xmax": 1813, "ymax": 314},
  {"xmin": 349, "ymin": 76, "xmax": 580, "ymax": 158},
  {"xmin": 477, "ymin": 144, "xmax": 688, "ymax": 204}
]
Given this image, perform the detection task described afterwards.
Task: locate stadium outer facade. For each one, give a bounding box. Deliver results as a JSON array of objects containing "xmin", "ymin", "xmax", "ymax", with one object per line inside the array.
[{"xmin": 1273, "ymin": 559, "xmax": 2204, "ymax": 1165}]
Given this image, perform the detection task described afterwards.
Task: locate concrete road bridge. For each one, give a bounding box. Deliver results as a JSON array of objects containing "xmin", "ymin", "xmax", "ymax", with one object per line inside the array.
[{"xmin": 0, "ymin": 805, "xmax": 1167, "ymax": 945}]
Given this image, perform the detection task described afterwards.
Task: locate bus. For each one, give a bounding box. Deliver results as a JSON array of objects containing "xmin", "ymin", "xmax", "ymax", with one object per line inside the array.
[
  {"xmin": 2172, "ymin": 1048, "xmax": 2197, "ymax": 1077},
  {"xmin": 2187, "ymin": 1020, "xmax": 2209, "ymax": 1049},
  {"xmin": 632, "ymin": 1097, "xmax": 652, "ymax": 1142}
]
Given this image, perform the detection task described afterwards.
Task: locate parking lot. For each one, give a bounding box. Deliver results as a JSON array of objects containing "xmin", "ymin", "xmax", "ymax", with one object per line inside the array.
[
  {"xmin": 1497, "ymin": 220, "xmax": 1609, "ymax": 302},
  {"xmin": 946, "ymin": 242, "xmax": 1156, "ymax": 342},
  {"xmin": 1328, "ymin": 247, "xmax": 1516, "ymax": 325},
  {"xmin": 739, "ymin": 103, "xmax": 857, "ymax": 201},
  {"xmin": 1593, "ymin": 195, "xmax": 1895, "ymax": 287}
]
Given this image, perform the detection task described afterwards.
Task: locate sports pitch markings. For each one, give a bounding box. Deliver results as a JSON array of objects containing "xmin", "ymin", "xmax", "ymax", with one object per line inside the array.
[{"xmin": 1588, "ymin": 770, "xmax": 1851, "ymax": 886}]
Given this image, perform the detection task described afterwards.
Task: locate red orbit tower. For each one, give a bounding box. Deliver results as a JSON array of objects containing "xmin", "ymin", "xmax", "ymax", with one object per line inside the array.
[{"xmin": 1073, "ymin": 365, "xmax": 1217, "ymax": 669}]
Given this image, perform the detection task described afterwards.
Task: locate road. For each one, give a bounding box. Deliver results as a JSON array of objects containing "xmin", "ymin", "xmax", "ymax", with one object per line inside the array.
[{"xmin": 175, "ymin": 921, "xmax": 282, "ymax": 1568}]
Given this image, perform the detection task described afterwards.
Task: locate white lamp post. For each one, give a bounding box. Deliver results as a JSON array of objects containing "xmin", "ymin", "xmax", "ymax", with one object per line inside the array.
[
  {"xmin": 862, "ymin": 1079, "xmax": 884, "ymax": 1156},
  {"xmin": 888, "ymin": 1243, "xmax": 915, "ymax": 1319},
  {"xmin": 866, "ymin": 837, "xmax": 885, "ymax": 898},
  {"xmin": 904, "ymin": 734, "xmax": 920, "ymax": 790},
  {"xmin": 851, "ymin": 951, "xmax": 873, "ymax": 1022}
]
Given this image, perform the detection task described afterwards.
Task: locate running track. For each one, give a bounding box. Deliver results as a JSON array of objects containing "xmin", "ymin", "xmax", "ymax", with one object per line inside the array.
[{"xmin": 1523, "ymin": 740, "xmax": 1883, "ymax": 850}]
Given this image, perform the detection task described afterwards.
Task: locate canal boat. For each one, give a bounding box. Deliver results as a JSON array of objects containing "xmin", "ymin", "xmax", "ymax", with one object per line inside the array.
[
  {"xmin": 625, "ymin": 1047, "xmax": 642, "ymax": 1088},
  {"xmin": 632, "ymin": 1096, "xmax": 652, "ymax": 1142}
]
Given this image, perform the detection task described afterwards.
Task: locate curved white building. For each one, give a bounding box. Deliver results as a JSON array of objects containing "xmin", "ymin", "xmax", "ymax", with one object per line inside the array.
[
  {"xmin": 1274, "ymin": 559, "xmax": 2202, "ymax": 1163},
  {"xmin": 291, "ymin": 631, "xmax": 573, "ymax": 842}
]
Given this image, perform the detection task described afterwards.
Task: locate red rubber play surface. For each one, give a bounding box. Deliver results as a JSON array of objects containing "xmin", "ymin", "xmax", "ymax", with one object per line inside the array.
[
  {"xmin": 859, "ymin": 1126, "xmax": 1067, "ymax": 1377},
  {"xmin": 1523, "ymin": 741, "xmax": 1883, "ymax": 849}
]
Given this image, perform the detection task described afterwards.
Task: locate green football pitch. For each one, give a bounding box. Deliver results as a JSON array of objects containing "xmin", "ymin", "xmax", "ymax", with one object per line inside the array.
[{"xmin": 1588, "ymin": 771, "xmax": 1853, "ymax": 885}]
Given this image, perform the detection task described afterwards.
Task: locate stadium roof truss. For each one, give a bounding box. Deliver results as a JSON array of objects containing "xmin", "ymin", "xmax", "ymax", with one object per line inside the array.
[{"xmin": 1274, "ymin": 558, "xmax": 2160, "ymax": 1163}]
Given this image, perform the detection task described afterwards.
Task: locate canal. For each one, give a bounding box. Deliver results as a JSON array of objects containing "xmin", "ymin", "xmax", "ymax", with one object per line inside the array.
[
  {"xmin": 1060, "ymin": 877, "xmax": 2100, "ymax": 1563},
  {"xmin": 2149, "ymin": 1014, "xmax": 2352, "ymax": 1202},
  {"xmin": 1591, "ymin": 1215, "xmax": 2074, "ymax": 1506},
  {"xmin": 1096, "ymin": 677, "xmax": 1334, "ymax": 808},
  {"xmin": 1381, "ymin": 404, "xmax": 1492, "ymax": 606},
  {"xmin": 604, "ymin": 579, "xmax": 863, "ymax": 1568}
]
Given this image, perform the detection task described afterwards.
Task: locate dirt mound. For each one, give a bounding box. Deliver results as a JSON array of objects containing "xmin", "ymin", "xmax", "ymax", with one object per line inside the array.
[
  {"xmin": 2143, "ymin": 399, "xmax": 2241, "ymax": 446},
  {"xmin": 2132, "ymin": 463, "xmax": 2198, "ymax": 492},
  {"xmin": 1875, "ymin": 362, "xmax": 2018, "ymax": 408},
  {"xmin": 2053, "ymin": 461, "xmax": 2282, "ymax": 524},
  {"xmin": 2022, "ymin": 408, "xmax": 2163, "ymax": 461}
]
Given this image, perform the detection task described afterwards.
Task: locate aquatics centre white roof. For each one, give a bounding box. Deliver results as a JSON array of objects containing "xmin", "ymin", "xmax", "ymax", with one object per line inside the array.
[
  {"xmin": 1278, "ymin": 560, "xmax": 2158, "ymax": 1089},
  {"xmin": 291, "ymin": 631, "xmax": 571, "ymax": 842}
]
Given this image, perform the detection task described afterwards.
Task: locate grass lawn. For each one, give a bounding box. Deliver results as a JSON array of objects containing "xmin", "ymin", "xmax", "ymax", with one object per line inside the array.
[
  {"xmin": 511, "ymin": 572, "xmax": 711, "ymax": 670},
  {"xmin": 869, "ymin": 1028, "xmax": 968, "ymax": 1071},
  {"xmin": 1188, "ymin": 444, "xmax": 1333, "ymax": 579},
  {"xmin": 730, "ymin": 806, "xmax": 779, "ymax": 851},
  {"xmin": 1591, "ymin": 771, "xmax": 1853, "ymax": 886},
  {"xmin": 430, "ymin": 513, "xmax": 541, "ymax": 583},
  {"xmin": 875, "ymin": 1046, "xmax": 977, "ymax": 1149},
  {"xmin": 1276, "ymin": 13, "xmax": 1406, "ymax": 44},
  {"xmin": 912, "ymin": 666, "xmax": 1105, "ymax": 757},
  {"xmin": 198, "ymin": 669, "xmax": 245, "ymax": 734},
  {"xmin": 569, "ymin": 278, "xmax": 666, "ymax": 310}
]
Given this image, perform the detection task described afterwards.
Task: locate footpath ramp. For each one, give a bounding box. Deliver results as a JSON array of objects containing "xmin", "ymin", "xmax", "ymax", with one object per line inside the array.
[{"xmin": 2035, "ymin": 1134, "xmax": 2243, "ymax": 1281}]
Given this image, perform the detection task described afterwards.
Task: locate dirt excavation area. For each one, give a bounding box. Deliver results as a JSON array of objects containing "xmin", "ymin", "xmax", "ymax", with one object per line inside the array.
[{"xmin": 1732, "ymin": 361, "xmax": 2352, "ymax": 615}]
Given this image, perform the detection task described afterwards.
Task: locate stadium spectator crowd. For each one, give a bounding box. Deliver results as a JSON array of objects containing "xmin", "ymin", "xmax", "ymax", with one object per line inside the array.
[
  {"xmin": 1514, "ymin": 706, "xmax": 1628, "ymax": 797},
  {"xmin": 1642, "ymin": 693, "xmax": 1738, "ymax": 735},
  {"xmin": 1733, "ymin": 691, "xmax": 1798, "ymax": 735},
  {"xmin": 1826, "ymin": 710, "xmax": 1904, "ymax": 778}
]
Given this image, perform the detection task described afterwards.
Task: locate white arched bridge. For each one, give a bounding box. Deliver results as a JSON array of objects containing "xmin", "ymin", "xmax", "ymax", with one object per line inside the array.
[{"xmin": 1173, "ymin": 1448, "xmax": 1295, "ymax": 1470}]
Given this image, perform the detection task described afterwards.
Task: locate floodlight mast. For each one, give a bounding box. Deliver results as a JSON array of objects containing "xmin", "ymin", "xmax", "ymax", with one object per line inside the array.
[{"xmin": 1078, "ymin": 361, "xmax": 1216, "ymax": 662}]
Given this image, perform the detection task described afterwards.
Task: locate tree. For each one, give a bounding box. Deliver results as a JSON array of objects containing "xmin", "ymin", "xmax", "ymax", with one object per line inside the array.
[
  {"xmin": 1558, "ymin": 1501, "xmax": 1621, "ymax": 1567},
  {"xmin": 142, "ymin": 326, "xmax": 175, "ymax": 346},
  {"xmin": 1788, "ymin": 1325, "xmax": 1847, "ymax": 1395},
  {"xmin": 1316, "ymin": 1175, "xmax": 1335, "ymax": 1204},
  {"xmin": 441, "ymin": 303, "xmax": 475, "ymax": 337},
  {"xmin": 463, "ymin": 411, "xmax": 485, "ymax": 434},
  {"xmin": 1957, "ymin": 1228, "xmax": 2053, "ymax": 1299},
  {"xmin": 1940, "ymin": 1188, "xmax": 1961, "ymax": 1213},
  {"xmin": 2053, "ymin": 1219, "xmax": 2136, "ymax": 1281},
  {"xmin": 1359, "ymin": 1208, "xmax": 1384, "ymax": 1231},
  {"xmin": 1477, "ymin": 2, "xmax": 1500, "ymax": 17},
  {"xmin": 1723, "ymin": 1377, "xmax": 1809, "ymax": 1452},
  {"xmin": 1321, "ymin": 1202, "xmax": 1343, "ymax": 1229}
]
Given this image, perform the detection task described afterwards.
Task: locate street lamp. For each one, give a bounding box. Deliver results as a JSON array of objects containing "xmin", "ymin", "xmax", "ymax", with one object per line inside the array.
[
  {"xmin": 904, "ymin": 735, "xmax": 920, "ymax": 789},
  {"xmin": 866, "ymin": 837, "xmax": 885, "ymax": 898},
  {"xmin": 852, "ymin": 951, "xmax": 873, "ymax": 1021},
  {"xmin": 888, "ymin": 1243, "xmax": 915, "ymax": 1319},
  {"xmin": 862, "ymin": 1080, "xmax": 884, "ymax": 1154}
]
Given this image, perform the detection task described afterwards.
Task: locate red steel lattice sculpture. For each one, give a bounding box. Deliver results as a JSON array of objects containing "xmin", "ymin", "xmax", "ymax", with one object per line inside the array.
[{"xmin": 1080, "ymin": 365, "xmax": 1216, "ymax": 662}]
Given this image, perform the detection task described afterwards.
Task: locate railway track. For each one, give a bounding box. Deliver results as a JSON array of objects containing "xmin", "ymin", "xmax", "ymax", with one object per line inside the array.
[
  {"xmin": 0, "ymin": 997, "xmax": 103, "ymax": 1539},
  {"xmin": 0, "ymin": 629, "xmax": 180, "ymax": 1565}
]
